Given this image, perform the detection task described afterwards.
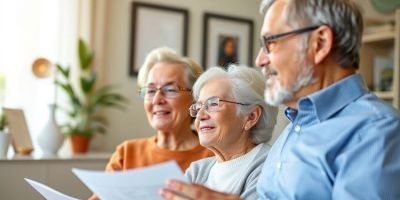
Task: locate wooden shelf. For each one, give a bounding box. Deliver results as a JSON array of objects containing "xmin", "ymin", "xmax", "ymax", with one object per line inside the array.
[
  {"xmin": 374, "ymin": 91, "xmax": 395, "ymax": 99},
  {"xmin": 362, "ymin": 30, "xmax": 395, "ymax": 43},
  {"xmin": 360, "ymin": 9, "xmax": 399, "ymax": 109}
]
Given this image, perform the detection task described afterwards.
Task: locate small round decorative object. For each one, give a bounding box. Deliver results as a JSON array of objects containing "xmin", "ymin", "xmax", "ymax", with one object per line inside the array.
[
  {"xmin": 32, "ymin": 58, "xmax": 52, "ymax": 78},
  {"xmin": 370, "ymin": 0, "xmax": 400, "ymax": 14}
]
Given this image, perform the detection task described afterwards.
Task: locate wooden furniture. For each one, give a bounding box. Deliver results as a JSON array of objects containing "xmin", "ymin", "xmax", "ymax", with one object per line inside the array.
[
  {"xmin": 359, "ymin": 9, "xmax": 400, "ymax": 109},
  {"xmin": 0, "ymin": 153, "xmax": 110, "ymax": 200}
]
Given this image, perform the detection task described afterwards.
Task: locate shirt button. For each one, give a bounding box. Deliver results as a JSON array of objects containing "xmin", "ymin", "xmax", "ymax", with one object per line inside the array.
[
  {"xmin": 276, "ymin": 161, "xmax": 282, "ymax": 170},
  {"xmin": 294, "ymin": 125, "xmax": 301, "ymax": 132}
]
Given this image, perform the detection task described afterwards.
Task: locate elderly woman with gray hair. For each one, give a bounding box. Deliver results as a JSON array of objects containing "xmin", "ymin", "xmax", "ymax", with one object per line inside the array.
[{"xmin": 161, "ymin": 65, "xmax": 277, "ymax": 200}]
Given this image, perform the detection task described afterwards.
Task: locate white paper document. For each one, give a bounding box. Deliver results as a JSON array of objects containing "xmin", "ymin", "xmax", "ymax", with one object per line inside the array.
[
  {"xmin": 24, "ymin": 178, "xmax": 80, "ymax": 200},
  {"xmin": 25, "ymin": 161, "xmax": 187, "ymax": 200},
  {"xmin": 72, "ymin": 161, "xmax": 188, "ymax": 200}
]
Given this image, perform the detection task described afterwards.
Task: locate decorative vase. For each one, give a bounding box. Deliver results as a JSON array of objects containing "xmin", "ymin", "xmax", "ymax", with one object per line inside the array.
[
  {"xmin": 70, "ymin": 135, "xmax": 91, "ymax": 154},
  {"xmin": 37, "ymin": 104, "xmax": 64, "ymax": 157},
  {"xmin": 0, "ymin": 131, "xmax": 10, "ymax": 158}
]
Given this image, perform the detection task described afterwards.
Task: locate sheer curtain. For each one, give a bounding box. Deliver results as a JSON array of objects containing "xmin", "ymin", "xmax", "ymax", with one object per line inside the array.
[{"xmin": 0, "ymin": 0, "xmax": 91, "ymax": 155}]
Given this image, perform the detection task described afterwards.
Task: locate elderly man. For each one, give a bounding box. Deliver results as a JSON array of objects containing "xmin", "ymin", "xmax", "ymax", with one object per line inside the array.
[{"xmin": 160, "ymin": 0, "xmax": 400, "ymax": 199}]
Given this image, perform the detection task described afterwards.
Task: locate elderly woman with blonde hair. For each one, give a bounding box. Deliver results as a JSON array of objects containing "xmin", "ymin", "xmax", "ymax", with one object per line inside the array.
[
  {"xmin": 108, "ymin": 47, "xmax": 212, "ymax": 171},
  {"xmin": 161, "ymin": 65, "xmax": 277, "ymax": 200}
]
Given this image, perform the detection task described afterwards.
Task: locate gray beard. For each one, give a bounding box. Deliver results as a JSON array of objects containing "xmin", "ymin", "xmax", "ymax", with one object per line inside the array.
[{"xmin": 264, "ymin": 63, "xmax": 315, "ymax": 107}]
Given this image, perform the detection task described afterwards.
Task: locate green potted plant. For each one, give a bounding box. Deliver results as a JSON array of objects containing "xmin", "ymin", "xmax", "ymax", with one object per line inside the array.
[
  {"xmin": 0, "ymin": 112, "xmax": 10, "ymax": 158},
  {"xmin": 0, "ymin": 114, "xmax": 6, "ymax": 132},
  {"xmin": 0, "ymin": 74, "xmax": 6, "ymax": 133},
  {"xmin": 56, "ymin": 39, "xmax": 127, "ymax": 154}
]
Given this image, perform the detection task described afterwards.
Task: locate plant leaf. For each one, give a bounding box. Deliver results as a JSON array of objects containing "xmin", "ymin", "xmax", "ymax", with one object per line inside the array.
[
  {"xmin": 90, "ymin": 89, "xmax": 128, "ymax": 113},
  {"xmin": 56, "ymin": 38, "xmax": 127, "ymax": 138},
  {"xmin": 78, "ymin": 39, "xmax": 93, "ymax": 70},
  {"xmin": 56, "ymin": 64, "xmax": 70, "ymax": 78},
  {"xmin": 80, "ymin": 72, "xmax": 96, "ymax": 94}
]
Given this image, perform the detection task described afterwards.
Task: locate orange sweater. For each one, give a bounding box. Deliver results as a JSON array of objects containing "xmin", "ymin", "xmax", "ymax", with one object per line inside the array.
[
  {"xmin": 89, "ymin": 136, "xmax": 213, "ymax": 200},
  {"xmin": 105, "ymin": 136, "xmax": 213, "ymax": 171}
]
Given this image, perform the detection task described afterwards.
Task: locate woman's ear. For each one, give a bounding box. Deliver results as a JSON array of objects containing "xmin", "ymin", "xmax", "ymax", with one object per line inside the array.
[
  {"xmin": 245, "ymin": 106, "xmax": 262, "ymax": 130},
  {"xmin": 311, "ymin": 25, "xmax": 333, "ymax": 64}
]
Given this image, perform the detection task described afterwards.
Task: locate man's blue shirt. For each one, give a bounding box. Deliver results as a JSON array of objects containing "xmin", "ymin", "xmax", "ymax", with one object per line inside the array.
[{"xmin": 257, "ymin": 74, "xmax": 400, "ymax": 200}]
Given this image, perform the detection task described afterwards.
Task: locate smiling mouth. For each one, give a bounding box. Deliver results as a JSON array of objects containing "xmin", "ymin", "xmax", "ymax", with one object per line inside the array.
[
  {"xmin": 153, "ymin": 111, "xmax": 170, "ymax": 116},
  {"xmin": 267, "ymin": 70, "xmax": 278, "ymax": 79},
  {"xmin": 199, "ymin": 126, "xmax": 215, "ymax": 132},
  {"xmin": 263, "ymin": 67, "xmax": 277, "ymax": 78}
]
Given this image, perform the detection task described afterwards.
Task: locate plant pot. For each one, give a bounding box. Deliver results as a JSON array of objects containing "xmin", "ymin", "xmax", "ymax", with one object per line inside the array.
[{"xmin": 70, "ymin": 135, "xmax": 91, "ymax": 154}]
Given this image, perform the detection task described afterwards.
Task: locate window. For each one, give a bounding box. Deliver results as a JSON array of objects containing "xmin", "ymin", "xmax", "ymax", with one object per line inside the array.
[{"xmin": 0, "ymin": 0, "xmax": 89, "ymax": 155}]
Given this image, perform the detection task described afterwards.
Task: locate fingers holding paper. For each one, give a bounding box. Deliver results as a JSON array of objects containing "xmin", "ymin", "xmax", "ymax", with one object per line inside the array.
[{"xmin": 160, "ymin": 179, "xmax": 240, "ymax": 200}]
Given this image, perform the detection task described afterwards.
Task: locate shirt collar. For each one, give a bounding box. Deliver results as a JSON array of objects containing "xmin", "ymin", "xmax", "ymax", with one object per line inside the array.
[
  {"xmin": 284, "ymin": 107, "xmax": 298, "ymax": 122},
  {"xmin": 284, "ymin": 74, "xmax": 369, "ymax": 122}
]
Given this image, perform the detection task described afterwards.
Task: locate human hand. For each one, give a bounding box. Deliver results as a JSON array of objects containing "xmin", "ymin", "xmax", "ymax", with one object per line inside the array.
[{"xmin": 159, "ymin": 179, "xmax": 240, "ymax": 200}]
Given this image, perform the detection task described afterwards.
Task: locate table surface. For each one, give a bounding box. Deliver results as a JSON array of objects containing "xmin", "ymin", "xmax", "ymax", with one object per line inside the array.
[{"xmin": 0, "ymin": 152, "xmax": 112, "ymax": 161}]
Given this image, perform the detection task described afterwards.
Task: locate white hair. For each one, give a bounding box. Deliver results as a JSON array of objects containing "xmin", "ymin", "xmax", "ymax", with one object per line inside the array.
[{"xmin": 192, "ymin": 65, "xmax": 277, "ymax": 144}]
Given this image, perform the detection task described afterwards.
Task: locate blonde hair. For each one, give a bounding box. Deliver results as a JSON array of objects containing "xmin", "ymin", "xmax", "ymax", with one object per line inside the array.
[{"xmin": 137, "ymin": 47, "xmax": 203, "ymax": 88}]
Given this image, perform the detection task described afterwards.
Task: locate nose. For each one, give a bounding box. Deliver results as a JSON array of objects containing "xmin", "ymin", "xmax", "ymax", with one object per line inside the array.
[
  {"xmin": 255, "ymin": 48, "xmax": 270, "ymax": 69},
  {"xmin": 196, "ymin": 105, "xmax": 209, "ymax": 120},
  {"xmin": 152, "ymin": 90, "xmax": 166, "ymax": 104}
]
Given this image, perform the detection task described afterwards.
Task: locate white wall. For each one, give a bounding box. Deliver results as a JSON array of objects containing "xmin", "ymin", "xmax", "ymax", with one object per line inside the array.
[{"xmin": 90, "ymin": 0, "xmax": 287, "ymax": 151}]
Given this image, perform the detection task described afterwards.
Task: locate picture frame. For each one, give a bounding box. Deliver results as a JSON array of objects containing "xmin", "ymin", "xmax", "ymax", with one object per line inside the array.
[
  {"xmin": 129, "ymin": 2, "xmax": 189, "ymax": 76},
  {"xmin": 202, "ymin": 13, "xmax": 254, "ymax": 70},
  {"xmin": 3, "ymin": 108, "xmax": 34, "ymax": 155},
  {"xmin": 373, "ymin": 56, "xmax": 394, "ymax": 91}
]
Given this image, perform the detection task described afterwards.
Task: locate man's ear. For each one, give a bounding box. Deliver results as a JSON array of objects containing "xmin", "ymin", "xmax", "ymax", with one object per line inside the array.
[{"xmin": 311, "ymin": 25, "xmax": 333, "ymax": 64}]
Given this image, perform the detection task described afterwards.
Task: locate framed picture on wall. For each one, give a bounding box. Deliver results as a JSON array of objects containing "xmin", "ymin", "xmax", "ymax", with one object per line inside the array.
[
  {"xmin": 202, "ymin": 13, "xmax": 254, "ymax": 70},
  {"xmin": 129, "ymin": 2, "xmax": 189, "ymax": 76}
]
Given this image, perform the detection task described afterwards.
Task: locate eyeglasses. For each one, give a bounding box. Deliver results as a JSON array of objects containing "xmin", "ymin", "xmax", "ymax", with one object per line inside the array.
[
  {"xmin": 189, "ymin": 96, "xmax": 250, "ymax": 117},
  {"xmin": 260, "ymin": 25, "xmax": 320, "ymax": 54},
  {"xmin": 138, "ymin": 84, "xmax": 191, "ymax": 100}
]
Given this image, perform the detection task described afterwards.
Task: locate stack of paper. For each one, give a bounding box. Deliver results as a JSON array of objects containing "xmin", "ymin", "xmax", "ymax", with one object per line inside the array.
[
  {"xmin": 25, "ymin": 178, "xmax": 79, "ymax": 200},
  {"xmin": 25, "ymin": 161, "xmax": 187, "ymax": 200}
]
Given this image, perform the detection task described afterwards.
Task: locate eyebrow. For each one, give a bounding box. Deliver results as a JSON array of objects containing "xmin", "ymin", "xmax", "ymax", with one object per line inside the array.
[
  {"xmin": 146, "ymin": 81, "xmax": 175, "ymax": 87},
  {"xmin": 261, "ymin": 27, "xmax": 280, "ymax": 37},
  {"xmin": 261, "ymin": 29, "xmax": 285, "ymax": 39},
  {"xmin": 263, "ymin": 26, "xmax": 321, "ymax": 40},
  {"xmin": 196, "ymin": 96, "xmax": 218, "ymax": 103}
]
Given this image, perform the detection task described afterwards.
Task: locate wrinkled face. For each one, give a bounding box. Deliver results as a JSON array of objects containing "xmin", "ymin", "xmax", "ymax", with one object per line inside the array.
[
  {"xmin": 255, "ymin": 0, "xmax": 314, "ymax": 106},
  {"xmin": 144, "ymin": 62, "xmax": 192, "ymax": 132},
  {"xmin": 194, "ymin": 78, "xmax": 247, "ymax": 151}
]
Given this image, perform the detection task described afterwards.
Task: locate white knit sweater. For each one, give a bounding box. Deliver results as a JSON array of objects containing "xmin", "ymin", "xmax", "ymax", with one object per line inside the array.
[{"xmin": 185, "ymin": 143, "xmax": 270, "ymax": 200}]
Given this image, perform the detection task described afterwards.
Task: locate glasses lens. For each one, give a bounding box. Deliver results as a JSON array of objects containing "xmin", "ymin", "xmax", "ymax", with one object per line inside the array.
[
  {"xmin": 190, "ymin": 97, "xmax": 225, "ymax": 117},
  {"xmin": 139, "ymin": 87, "xmax": 148, "ymax": 99},
  {"xmin": 162, "ymin": 85, "xmax": 179, "ymax": 98},
  {"xmin": 207, "ymin": 97, "xmax": 220, "ymax": 111},
  {"xmin": 260, "ymin": 37, "xmax": 269, "ymax": 54},
  {"xmin": 139, "ymin": 84, "xmax": 184, "ymax": 100},
  {"xmin": 139, "ymin": 87, "xmax": 157, "ymax": 99},
  {"xmin": 189, "ymin": 103, "xmax": 200, "ymax": 117}
]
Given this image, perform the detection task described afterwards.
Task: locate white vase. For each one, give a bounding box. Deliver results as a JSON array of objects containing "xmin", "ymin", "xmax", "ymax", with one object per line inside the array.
[
  {"xmin": 37, "ymin": 104, "xmax": 64, "ymax": 157},
  {"xmin": 0, "ymin": 131, "xmax": 10, "ymax": 158}
]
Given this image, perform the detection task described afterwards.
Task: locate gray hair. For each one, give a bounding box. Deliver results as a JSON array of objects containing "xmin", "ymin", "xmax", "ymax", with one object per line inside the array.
[
  {"xmin": 192, "ymin": 65, "xmax": 278, "ymax": 144},
  {"xmin": 260, "ymin": 0, "xmax": 363, "ymax": 68},
  {"xmin": 137, "ymin": 47, "xmax": 203, "ymax": 87}
]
